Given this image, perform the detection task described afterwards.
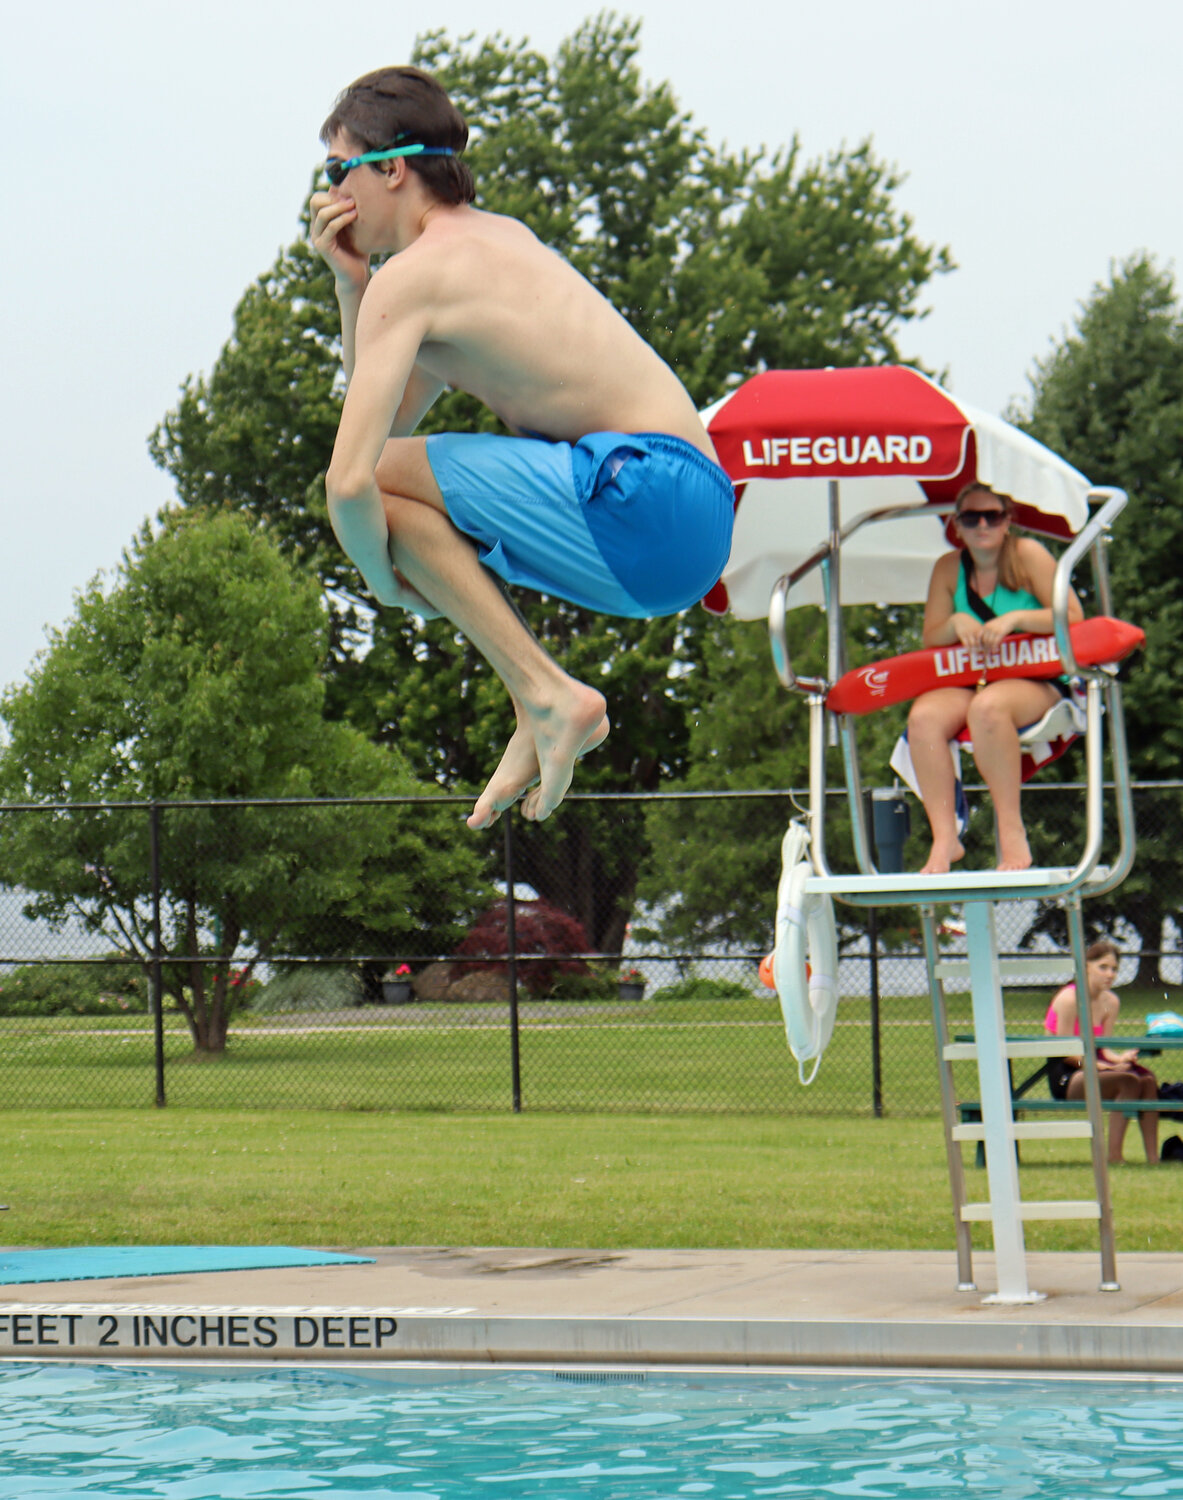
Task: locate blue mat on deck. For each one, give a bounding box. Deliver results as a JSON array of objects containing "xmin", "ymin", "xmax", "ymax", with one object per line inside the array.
[{"xmin": 0, "ymin": 1246, "xmax": 374, "ymax": 1285}]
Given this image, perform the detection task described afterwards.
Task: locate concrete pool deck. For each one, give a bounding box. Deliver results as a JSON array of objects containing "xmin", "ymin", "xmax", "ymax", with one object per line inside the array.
[{"xmin": 3, "ymin": 1247, "xmax": 1183, "ymax": 1373}]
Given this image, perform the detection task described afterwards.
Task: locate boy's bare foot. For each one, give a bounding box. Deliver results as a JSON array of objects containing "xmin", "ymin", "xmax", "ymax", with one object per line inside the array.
[
  {"xmin": 919, "ymin": 837, "xmax": 965, "ymax": 875},
  {"xmin": 521, "ymin": 685, "xmax": 610, "ymax": 823},
  {"xmin": 467, "ymin": 707, "xmax": 609, "ymax": 830},
  {"xmin": 466, "ymin": 723, "xmax": 540, "ymax": 830}
]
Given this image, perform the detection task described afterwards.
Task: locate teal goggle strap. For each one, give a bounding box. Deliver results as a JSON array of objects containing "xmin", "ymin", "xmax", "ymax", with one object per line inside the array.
[{"xmin": 343, "ymin": 145, "xmax": 456, "ymax": 167}]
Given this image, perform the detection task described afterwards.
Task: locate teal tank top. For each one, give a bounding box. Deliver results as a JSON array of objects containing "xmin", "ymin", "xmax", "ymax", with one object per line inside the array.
[
  {"xmin": 953, "ymin": 559, "xmax": 1041, "ymax": 617},
  {"xmin": 954, "ymin": 551, "xmax": 1070, "ymax": 686}
]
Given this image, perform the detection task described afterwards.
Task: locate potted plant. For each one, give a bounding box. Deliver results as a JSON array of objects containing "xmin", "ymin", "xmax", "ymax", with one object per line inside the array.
[
  {"xmin": 380, "ymin": 964, "xmax": 414, "ymax": 1005},
  {"xmin": 616, "ymin": 967, "xmax": 647, "ymax": 1001}
]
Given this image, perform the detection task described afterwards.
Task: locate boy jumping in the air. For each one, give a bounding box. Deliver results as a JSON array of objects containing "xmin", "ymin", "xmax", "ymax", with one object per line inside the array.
[{"xmin": 311, "ymin": 66, "xmax": 733, "ymax": 829}]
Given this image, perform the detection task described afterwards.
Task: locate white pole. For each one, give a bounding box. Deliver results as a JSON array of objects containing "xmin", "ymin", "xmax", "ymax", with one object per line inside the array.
[{"xmin": 965, "ymin": 900, "xmax": 1042, "ymax": 1303}]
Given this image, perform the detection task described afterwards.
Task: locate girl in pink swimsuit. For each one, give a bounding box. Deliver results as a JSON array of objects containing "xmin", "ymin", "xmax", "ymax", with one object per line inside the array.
[{"xmin": 1045, "ymin": 939, "xmax": 1159, "ymax": 1165}]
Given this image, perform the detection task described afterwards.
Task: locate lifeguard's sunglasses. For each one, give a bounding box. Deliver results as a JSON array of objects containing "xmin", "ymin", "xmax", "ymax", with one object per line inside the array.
[
  {"xmin": 323, "ymin": 143, "xmax": 455, "ymax": 188},
  {"xmin": 955, "ymin": 509, "xmax": 1009, "ymax": 529}
]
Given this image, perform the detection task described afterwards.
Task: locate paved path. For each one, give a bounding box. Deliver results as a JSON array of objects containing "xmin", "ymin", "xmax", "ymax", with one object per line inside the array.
[{"xmin": 3, "ymin": 1247, "xmax": 1183, "ymax": 1372}]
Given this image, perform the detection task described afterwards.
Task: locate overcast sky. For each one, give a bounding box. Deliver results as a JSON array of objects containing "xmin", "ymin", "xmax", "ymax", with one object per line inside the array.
[{"xmin": 2, "ymin": 0, "xmax": 1179, "ymax": 699}]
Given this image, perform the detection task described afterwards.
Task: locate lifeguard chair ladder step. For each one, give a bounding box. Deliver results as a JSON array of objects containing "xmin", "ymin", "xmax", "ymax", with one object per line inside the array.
[
  {"xmin": 961, "ymin": 1201, "xmax": 1102, "ymax": 1222},
  {"xmin": 952, "ymin": 1122, "xmax": 1094, "ymax": 1143}
]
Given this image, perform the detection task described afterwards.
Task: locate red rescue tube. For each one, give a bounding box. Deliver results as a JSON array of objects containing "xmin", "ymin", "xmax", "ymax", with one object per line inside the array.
[{"xmin": 826, "ymin": 616, "xmax": 1145, "ymax": 716}]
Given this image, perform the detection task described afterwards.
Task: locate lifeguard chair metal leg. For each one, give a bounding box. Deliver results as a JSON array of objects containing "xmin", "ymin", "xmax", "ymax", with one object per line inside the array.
[
  {"xmin": 1067, "ymin": 893, "xmax": 1120, "ymax": 1290},
  {"xmin": 922, "ymin": 905, "xmax": 977, "ymax": 1291}
]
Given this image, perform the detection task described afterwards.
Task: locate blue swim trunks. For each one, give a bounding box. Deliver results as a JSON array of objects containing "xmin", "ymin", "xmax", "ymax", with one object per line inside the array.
[{"xmin": 424, "ymin": 430, "xmax": 734, "ymax": 617}]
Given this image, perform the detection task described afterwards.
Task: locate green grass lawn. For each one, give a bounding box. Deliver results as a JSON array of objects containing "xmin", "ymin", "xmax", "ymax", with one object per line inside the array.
[
  {"xmin": 0, "ymin": 997, "xmax": 936, "ymax": 1114},
  {"xmin": 2, "ymin": 986, "xmax": 1180, "ymax": 1118},
  {"xmin": 2, "ymin": 985, "xmax": 1180, "ymax": 1259},
  {"xmin": 2, "ymin": 1108, "xmax": 1180, "ymax": 1255}
]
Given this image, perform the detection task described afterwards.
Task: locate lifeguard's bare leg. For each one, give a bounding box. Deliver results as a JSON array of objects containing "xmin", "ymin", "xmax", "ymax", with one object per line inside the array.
[
  {"xmin": 907, "ymin": 687, "xmax": 974, "ymax": 874},
  {"xmin": 965, "ymin": 679, "xmax": 1061, "ymax": 871},
  {"xmin": 374, "ymin": 438, "xmax": 608, "ymax": 827}
]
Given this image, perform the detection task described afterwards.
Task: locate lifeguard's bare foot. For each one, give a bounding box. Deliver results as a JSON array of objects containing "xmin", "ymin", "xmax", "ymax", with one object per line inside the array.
[
  {"xmin": 920, "ymin": 837, "xmax": 965, "ymax": 875},
  {"xmin": 996, "ymin": 831, "xmax": 1033, "ymax": 872}
]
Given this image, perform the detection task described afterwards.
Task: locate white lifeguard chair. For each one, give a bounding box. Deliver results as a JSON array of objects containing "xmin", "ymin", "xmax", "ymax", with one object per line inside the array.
[{"xmin": 704, "ymin": 367, "xmax": 1138, "ymax": 1303}]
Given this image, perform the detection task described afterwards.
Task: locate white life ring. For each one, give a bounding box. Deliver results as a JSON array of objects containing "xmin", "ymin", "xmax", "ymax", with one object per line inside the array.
[{"xmin": 772, "ymin": 821, "xmax": 839, "ymax": 1085}]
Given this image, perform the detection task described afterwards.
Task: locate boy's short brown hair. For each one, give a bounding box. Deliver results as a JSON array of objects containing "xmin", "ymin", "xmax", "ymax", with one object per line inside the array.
[{"xmin": 321, "ymin": 66, "xmax": 475, "ymax": 205}]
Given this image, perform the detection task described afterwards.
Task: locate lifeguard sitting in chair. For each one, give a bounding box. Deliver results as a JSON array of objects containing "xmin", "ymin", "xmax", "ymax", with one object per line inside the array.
[{"xmin": 898, "ymin": 480, "xmax": 1082, "ymax": 874}]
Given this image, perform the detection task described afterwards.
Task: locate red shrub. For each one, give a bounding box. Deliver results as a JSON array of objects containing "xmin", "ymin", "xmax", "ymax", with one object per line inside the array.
[{"xmin": 452, "ymin": 899, "xmax": 592, "ymax": 996}]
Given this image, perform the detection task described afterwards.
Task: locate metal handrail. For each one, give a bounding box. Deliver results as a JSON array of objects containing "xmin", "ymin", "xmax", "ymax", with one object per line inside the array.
[
  {"xmin": 1051, "ymin": 488, "xmax": 1127, "ymax": 677},
  {"xmin": 767, "ymin": 549, "xmax": 830, "ymax": 693},
  {"xmin": 1081, "ymin": 673, "xmax": 1136, "ymax": 898}
]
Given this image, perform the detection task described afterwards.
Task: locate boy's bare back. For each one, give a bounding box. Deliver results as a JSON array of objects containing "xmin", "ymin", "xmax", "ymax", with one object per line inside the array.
[{"xmin": 365, "ymin": 206, "xmax": 712, "ymax": 455}]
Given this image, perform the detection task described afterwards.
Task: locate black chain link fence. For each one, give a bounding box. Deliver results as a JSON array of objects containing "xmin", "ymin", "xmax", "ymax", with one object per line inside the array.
[{"xmin": 0, "ymin": 784, "xmax": 1178, "ymax": 1116}]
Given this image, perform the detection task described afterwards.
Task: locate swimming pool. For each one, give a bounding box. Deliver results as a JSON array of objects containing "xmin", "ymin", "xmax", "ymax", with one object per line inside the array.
[{"xmin": 2, "ymin": 1360, "xmax": 1182, "ymax": 1497}]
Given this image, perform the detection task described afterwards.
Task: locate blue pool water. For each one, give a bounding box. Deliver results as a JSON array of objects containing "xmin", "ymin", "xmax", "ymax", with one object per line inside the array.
[{"xmin": 2, "ymin": 1361, "xmax": 1182, "ymax": 1497}]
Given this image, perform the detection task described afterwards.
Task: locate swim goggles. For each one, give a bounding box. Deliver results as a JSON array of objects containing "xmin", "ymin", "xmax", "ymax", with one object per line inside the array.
[{"xmin": 323, "ymin": 143, "xmax": 455, "ymax": 187}]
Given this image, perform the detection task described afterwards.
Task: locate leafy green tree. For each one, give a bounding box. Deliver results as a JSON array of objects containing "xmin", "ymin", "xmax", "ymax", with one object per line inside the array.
[
  {"xmin": 1018, "ymin": 254, "xmax": 1183, "ymax": 979},
  {"xmin": 0, "ymin": 512, "xmax": 487, "ymax": 1052},
  {"xmin": 149, "ymin": 14, "xmax": 951, "ymax": 951}
]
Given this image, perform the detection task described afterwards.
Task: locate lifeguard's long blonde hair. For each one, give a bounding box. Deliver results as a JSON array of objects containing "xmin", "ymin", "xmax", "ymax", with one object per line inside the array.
[{"xmin": 954, "ymin": 482, "xmax": 1024, "ymax": 593}]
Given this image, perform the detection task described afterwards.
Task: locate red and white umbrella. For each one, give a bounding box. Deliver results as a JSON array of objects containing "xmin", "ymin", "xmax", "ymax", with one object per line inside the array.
[{"xmin": 701, "ymin": 366, "xmax": 1092, "ymax": 619}]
